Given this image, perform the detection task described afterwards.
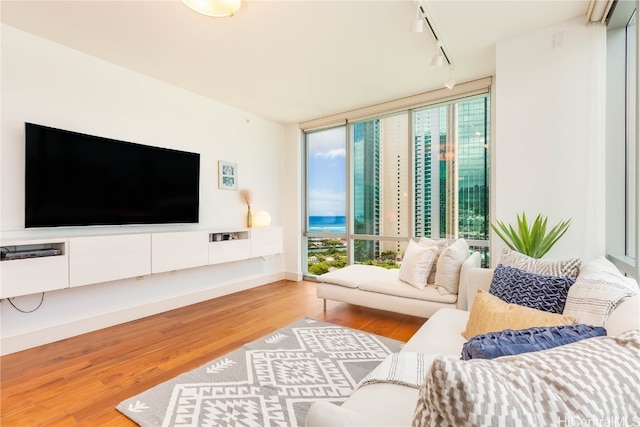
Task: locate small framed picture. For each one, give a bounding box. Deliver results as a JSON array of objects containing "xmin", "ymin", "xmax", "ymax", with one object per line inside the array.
[{"xmin": 218, "ymin": 160, "xmax": 237, "ymax": 190}]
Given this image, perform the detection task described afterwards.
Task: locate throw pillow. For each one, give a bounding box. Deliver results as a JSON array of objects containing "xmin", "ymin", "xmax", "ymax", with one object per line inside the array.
[
  {"xmin": 500, "ymin": 248, "xmax": 581, "ymax": 278},
  {"xmin": 489, "ymin": 264, "xmax": 575, "ymax": 314},
  {"xmin": 398, "ymin": 240, "xmax": 438, "ymax": 290},
  {"xmin": 417, "ymin": 238, "xmax": 448, "ymax": 285},
  {"xmin": 462, "ymin": 290, "xmax": 576, "ymax": 340},
  {"xmin": 460, "ymin": 324, "xmax": 606, "ymax": 360},
  {"xmin": 563, "ymin": 270, "xmax": 639, "ymax": 326},
  {"xmin": 413, "ymin": 329, "xmax": 640, "ymax": 427},
  {"xmin": 434, "ymin": 238, "xmax": 469, "ymax": 295}
]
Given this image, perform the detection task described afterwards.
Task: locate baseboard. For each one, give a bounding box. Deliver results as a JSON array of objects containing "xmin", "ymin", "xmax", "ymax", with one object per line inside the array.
[
  {"xmin": 284, "ymin": 271, "xmax": 303, "ymax": 281},
  {"xmin": 0, "ymin": 272, "xmax": 285, "ymax": 355}
]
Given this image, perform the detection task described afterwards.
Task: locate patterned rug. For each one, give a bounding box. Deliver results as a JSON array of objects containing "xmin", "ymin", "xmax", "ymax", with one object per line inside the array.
[{"xmin": 117, "ymin": 317, "xmax": 403, "ymax": 426}]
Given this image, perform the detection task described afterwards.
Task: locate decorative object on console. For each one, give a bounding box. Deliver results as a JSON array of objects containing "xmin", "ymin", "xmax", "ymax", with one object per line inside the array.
[
  {"xmin": 488, "ymin": 264, "xmax": 575, "ymax": 314},
  {"xmin": 240, "ymin": 188, "xmax": 252, "ymax": 227},
  {"xmin": 460, "ymin": 324, "xmax": 606, "ymax": 360},
  {"xmin": 253, "ymin": 210, "xmax": 271, "ymax": 227},
  {"xmin": 491, "ymin": 212, "xmax": 571, "ymax": 258},
  {"xmin": 461, "ymin": 290, "xmax": 576, "ymax": 340},
  {"xmin": 218, "ymin": 160, "xmax": 237, "ymax": 190}
]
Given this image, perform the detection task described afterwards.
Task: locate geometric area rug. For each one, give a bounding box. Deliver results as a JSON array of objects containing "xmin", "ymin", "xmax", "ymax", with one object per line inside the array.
[{"xmin": 117, "ymin": 317, "xmax": 404, "ymax": 426}]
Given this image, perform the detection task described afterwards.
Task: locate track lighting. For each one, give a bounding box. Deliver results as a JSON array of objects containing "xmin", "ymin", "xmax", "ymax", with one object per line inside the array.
[
  {"xmin": 444, "ymin": 66, "xmax": 456, "ymax": 89},
  {"xmin": 410, "ymin": 5, "xmax": 425, "ymax": 33},
  {"xmin": 431, "ymin": 41, "xmax": 444, "ymax": 66}
]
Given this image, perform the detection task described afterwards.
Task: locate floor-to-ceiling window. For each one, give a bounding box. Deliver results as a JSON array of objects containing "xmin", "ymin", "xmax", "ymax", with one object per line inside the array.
[
  {"xmin": 352, "ymin": 113, "xmax": 409, "ymax": 266},
  {"xmin": 303, "ymin": 80, "xmax": 492, "ymax": 276},
  {"xmin": 606, "ymin": 2, "xmax": 638, "ymax": 279},
  {"xmin": 414, "ymin": 96, "xmax": 490, "ymax": 264},
  {"xmin": 305, "ymin": 126, "xmax": 347, "ymax": 275}
]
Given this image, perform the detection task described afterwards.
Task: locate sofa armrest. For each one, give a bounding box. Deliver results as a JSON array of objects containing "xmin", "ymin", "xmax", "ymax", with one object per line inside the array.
[
  {"xmin": 456, "ymin": 252, "xmax": 482, "ymax": 311},
  {"xmin": 605, "ymin": 294, "xmax": 640, "ymax": 336},
  {"xmin": 465, "ymin": 268, "xmax": 494, "ymax": 310},
  {"xmin": 305, "ymin": 402, "xmax": 373, "ymax": 426}
]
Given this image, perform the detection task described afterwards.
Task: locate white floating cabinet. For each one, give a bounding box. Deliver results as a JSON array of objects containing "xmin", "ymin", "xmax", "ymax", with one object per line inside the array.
[
  {"xmin": 208, "ymin": 230, "xmax": 251, "ymax": 265},
  {"xmin": 1, "ymin": 226, "xmax": 283, "ymax": 298},
  {"xmin": 250, "ymin": 226, "xmax": 283, "ymax": 257},
  {"xmin": 0, "ymin": 238, "xmax": 69, "ymax": 298},
  {"xmin": 69, "ymin": 234, "xmax": 152, "ymax": 287},
  {"xmin": 152, "ymin": 231, "xmax": 208, "ymax": 274}
]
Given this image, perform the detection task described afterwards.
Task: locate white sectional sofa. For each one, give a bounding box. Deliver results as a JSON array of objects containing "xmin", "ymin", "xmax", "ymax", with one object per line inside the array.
[
  {"xmin": 306, "ymin": 257, "xmax": 640, "ymax": 426},
  {"xmin": 317, "ymin": 240, "xmax": 481, "ymax": 318}
]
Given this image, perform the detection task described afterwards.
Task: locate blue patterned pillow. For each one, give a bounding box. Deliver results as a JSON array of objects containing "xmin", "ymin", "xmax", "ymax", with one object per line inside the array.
[
  {"xmin": 489, "ymin": 264, "xmax": 575, "ymax": 314},
  {"xmin": 461, "ymin": 324, "xmax": 607, "ymax": 360}
]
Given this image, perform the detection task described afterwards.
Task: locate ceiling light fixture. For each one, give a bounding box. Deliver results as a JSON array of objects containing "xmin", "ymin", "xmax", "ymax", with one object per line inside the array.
[
  {"xmin": 444, "ymin": 66, "xmax": 456, "ymax": 90},
  {"xmin": 182, "ymin": 0, "xmax": 241, "ymax": 17},
  {"xmin": 431, "ymin": 40, "xmax": 444, "ymax": 66},
  {"xmin": 410, "ymin": 5, "xmax": 425, "ymax": 33}
]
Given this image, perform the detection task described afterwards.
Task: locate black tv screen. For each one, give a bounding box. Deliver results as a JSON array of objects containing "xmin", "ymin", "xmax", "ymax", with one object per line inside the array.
[{"xmin": 25, "ymin": 123, "xmax": 200, "ymax": 228}]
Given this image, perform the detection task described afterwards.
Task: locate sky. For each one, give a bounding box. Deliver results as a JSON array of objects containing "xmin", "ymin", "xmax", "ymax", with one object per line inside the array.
[{"xmin": 307, "ymin": 126, "xmax": 346, "ymax": 217}]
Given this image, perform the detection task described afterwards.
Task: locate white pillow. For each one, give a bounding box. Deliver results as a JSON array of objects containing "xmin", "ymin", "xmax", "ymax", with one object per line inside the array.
[
  {"xmin": 563, "ymin": 269, "xmax": 639, "ymax": 326},
  {"xmin": 417, "ymin": 238, "xmax": 448, "ymax": 285},
  {"xmin": 399, "ymin": 240, "xmax": 438, "ymax": 290},
  {"xmin": 434, "ymin": 238, "xmax": 469, "ymax": 295}
]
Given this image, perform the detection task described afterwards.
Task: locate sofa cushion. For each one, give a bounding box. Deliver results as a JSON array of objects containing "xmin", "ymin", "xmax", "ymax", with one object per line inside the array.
[
  {"xmin": 563, "ymin": 269, "xmax": 639, "ymax": 326},
  {"xmin": 399, "ymin": 240, "xmax": 438, "ymax": 290},
  {"xmin": 489, "ymin": 264, "xmax": 575, "ymax": 314},
  {"xmin": 359, "ymin": 272, "xmax": 457, "ymax": 303},
  {"xmin": 462, "ymin": 290, "xmax": 576, "ymax": 340},
  {"xmin": 460, "ymin": 324, "xmax": 606, "ymax": 360},
  {"xmin": 434, "ymin": 238, "xmax": 469, "ymax": 295},
  {"xmin": 500, "ymin": 248, "xmax": 581, "ymax": 277},
  {"xmin": 413, "ymin": 329, "xmax": 640, "ymax": 427},
  {"xmin": 417, "ymin": 238, "xmax": 448, "ymax": 285},
  {"xmin": 319, "ymin": 264, "xmax": 388, "ymax": 289}
]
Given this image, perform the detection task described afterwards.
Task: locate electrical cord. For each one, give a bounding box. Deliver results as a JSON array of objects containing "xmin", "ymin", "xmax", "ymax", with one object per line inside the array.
[{"xmin": 6, "ymin": 293, "xmax": 45, "ymax": 313}]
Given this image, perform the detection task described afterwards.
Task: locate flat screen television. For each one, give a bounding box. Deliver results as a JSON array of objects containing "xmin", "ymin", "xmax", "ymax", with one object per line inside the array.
[{"xmin": 25, "ymin": 123, "xmax": 200, "ymax": 228}]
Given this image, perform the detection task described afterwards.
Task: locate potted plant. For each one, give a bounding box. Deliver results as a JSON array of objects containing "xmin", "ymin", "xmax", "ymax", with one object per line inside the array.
[{"xmin": 491, "ymin": 212, "xmax": 571, "ymax": 259}]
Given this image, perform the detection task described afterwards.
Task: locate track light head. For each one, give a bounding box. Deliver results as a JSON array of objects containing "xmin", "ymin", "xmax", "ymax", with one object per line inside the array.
[
  {"xmin": 410, "ymin": 18, "xmax": 425, "ymax": 33},
  {"xmin": 444, "ymin": 65, "xmax": 456, "ymax": 89},
  {"xmin": 410, "ymin": 6, "xmax": 425, "ymax": 33},
  {"xmin": 430, "ymin": 41, "xmax": 444, "ymax": 67},
  {"xmin": 444, "ymin": 78, "xmax": 456, "ymax": 90}
]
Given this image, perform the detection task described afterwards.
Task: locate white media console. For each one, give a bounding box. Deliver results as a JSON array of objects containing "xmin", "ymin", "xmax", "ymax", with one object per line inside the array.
[{"xmin": 0, "ymin": 226, "xmax": 283, "ymax": 299}]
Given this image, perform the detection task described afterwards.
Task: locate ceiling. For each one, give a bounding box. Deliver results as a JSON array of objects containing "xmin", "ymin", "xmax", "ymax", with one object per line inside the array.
[{"xmin": 1, "ymin": 0, "xmax": 589, "ymax": 125}]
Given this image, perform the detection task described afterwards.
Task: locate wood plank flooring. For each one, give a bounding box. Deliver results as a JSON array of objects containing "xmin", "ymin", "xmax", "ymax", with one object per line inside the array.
[{"xmin": 0, "ymin": 280, "xmax": 425, "ymax": 426}]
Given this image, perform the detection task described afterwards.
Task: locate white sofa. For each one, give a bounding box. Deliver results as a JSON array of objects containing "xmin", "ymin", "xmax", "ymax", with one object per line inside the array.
[
  {"xmin": 317, "ymin": 251, "xmax": 481, "ymax": 318},
  {"xmin": 306, "ymin": 259, "xmax": 640, "ymax": 426}
]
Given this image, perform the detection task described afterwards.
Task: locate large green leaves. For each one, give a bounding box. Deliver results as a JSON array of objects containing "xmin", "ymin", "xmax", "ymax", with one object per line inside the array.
[{"xmin": 491, "ymin": 213, "xmax": 571, "ymax": 259}]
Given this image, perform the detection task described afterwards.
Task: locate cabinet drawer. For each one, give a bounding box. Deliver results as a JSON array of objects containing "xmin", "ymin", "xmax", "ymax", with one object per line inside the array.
[
  {"xmin": 209, "ymin": 239, "xmax": 251, "ymax": 264},
  {"xmin": 69, "ymin": 234, "xmax": 151, "ymax": 287}
]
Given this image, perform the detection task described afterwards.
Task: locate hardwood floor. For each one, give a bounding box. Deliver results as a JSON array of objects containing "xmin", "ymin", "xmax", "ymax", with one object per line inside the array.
[{"xmin": 0, "ymin": 280, "xmax": 425, "ymax": 426}]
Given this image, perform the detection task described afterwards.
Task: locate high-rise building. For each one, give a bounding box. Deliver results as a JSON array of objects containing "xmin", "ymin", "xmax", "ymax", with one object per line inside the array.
[{"xmin": 414, "ymin": 97, "xmax": 489, "ymax": 241}]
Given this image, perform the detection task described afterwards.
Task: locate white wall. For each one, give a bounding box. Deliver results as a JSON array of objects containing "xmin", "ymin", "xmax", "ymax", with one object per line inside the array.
[
  {"xmin": 0, "ymin": 25, "xmax": 286, "ymax": 354},
  {"xmin": 494, "ymin": 17, "xmax": 607, "ymax": 264}
]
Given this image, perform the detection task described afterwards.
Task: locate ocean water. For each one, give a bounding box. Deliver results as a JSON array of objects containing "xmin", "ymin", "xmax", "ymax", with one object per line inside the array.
[{"xmin": 309, "ymin": 215, "xmax": 346, "ymax": 233}]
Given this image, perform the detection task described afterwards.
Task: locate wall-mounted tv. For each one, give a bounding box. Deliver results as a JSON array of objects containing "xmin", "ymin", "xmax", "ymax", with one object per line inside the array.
[{"xmin": 25, "ymin": 123, "xmax": 200, "ymax": 228}]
